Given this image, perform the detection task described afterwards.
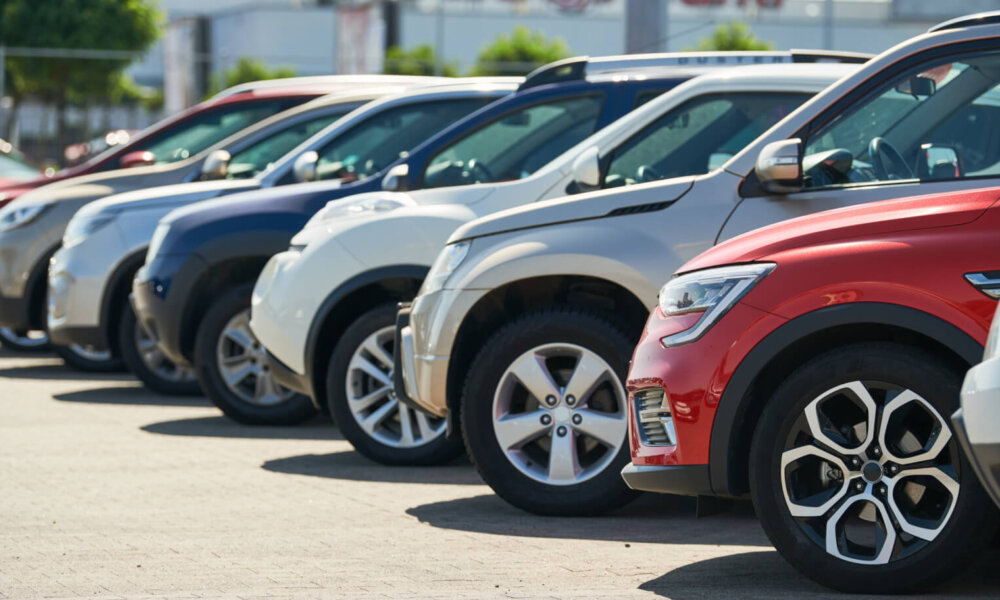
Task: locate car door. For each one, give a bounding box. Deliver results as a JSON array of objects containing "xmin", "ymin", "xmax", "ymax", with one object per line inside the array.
[{"xmin": 720, "ymin": 44, "xmax": 1000, "ymax": 240}]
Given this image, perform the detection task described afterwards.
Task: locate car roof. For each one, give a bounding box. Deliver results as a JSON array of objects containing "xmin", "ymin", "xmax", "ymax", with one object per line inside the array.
[{"xmin": 211, "ymin": 75, "xmax": 448, "ymax": 98}]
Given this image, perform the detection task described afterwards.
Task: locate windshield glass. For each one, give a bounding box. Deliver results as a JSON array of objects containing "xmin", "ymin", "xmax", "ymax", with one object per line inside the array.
[
  {"xmin": 604, "ymin": 92, "xmax": 809, "ymax": 188},
  {"xmin": 423, "ymin": 95, "xmax": 604, "ymax": 189},
  {"xmin": 225, "ymin": 110, "xmax": 349, "ymax": 179}
]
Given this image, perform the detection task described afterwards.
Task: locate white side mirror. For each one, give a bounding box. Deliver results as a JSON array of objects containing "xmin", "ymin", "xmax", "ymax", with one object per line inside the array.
[
  {"xmin": 571, "ymin": 146, "xmax": 601, "ymax": 190},
  {"xmin": 293, "ymin": 151, "xmax": 319, "ymax": 183},
  {"xmin": 755, "ymin": 138, "xmax": 802, "ymax": 194},
  {"xmin": 381, "ymin": 163, "xmax": 409, "ymax": 192},
  {"xmin": 200, "ymin": 149, "xmax": 231, "ymax": 180}
]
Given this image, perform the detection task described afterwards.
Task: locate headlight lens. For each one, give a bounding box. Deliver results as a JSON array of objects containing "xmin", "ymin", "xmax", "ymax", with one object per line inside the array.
[
  {"xmin": 659, "ymin": 263, "xmax": 775, "ymax": 347},
  {"xmin": 305, "ymin": 194, "xmax": 414, "ymax": 229},
  {"xmin": 421, "ymin": 241, "xmax": 471, "ymax": 295},
  {"xmin": 147, "ymin": 223, "xmax": 171, "ymax": 260},
  {"xmin": 0, "ymin": 203, "xmax": 50, "ymax": 233},
  {"xmin": 62, "ymin": 213, "xmax": 117, "ymax": 249}
]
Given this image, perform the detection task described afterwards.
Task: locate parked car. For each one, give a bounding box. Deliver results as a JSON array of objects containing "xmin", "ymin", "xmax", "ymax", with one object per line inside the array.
[
  {"xmin": 625, "ymin": 186, "xmax": 1000, "ymax": 592},
  {"xmin": 133, "ymin": 52, "xmax": 840, "ymax": 426},
  {"xmin": 0, "ymin": 77, "xmax": 418, "ymax": 355},
  {"xmin": 397, "ymin": 13, "xmax": 1000, "ymax": 517},
  {"xmin": 45, "ymin": 86, "xmax": 408, "ymax": 387},
  {"xmin": 249, "ymin": 61, "xmax": 861, "ymax": 466},
  {"xmin": 130, "ymin": 79, "xmax": 518, "ymax": 415},
  {"xmin": 0, "ymin": 140, "xmax": 41, "ymax": 190},
  {"xmin": 955, "ymin": 300, "xmax": 1000, "ymax": 511}
]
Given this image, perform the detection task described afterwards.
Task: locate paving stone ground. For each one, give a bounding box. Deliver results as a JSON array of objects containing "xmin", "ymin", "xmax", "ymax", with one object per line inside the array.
[{"xmin": 2, "ymin": 347, "xmax": 999, "ymax": 599}]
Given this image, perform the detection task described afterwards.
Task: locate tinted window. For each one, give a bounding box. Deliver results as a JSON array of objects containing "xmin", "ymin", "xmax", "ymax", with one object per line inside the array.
[
  {"xmin": 226, "ymin": 110, "xmax": 349, "ymax": 179},
  {"xmin": 423, "ymin": 95, "xmax": 604, "ymax": 189}
]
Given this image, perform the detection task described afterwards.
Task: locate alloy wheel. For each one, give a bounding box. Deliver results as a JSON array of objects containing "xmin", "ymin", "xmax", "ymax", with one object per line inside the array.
[
  {"xmin": 135, "ymin": 318, "xmax": 196, "ymax": 384},
  {"xmin": 780, "ymin": 380, "xmax": 960, "ymax": 565},
  {"xmin": 0, "ymin": 327, "xmax": 48, "ymax": 350},
  {"xmin": 491, "ymin": 343, "xmax": 627, "ymax": 486},
  {"xmin": 346, "ymin": 325, "xmax": 446, "ymax": 448},
  {"xmin": 215, "ymin": 309, "xmax": 296, "ymax": 406}
]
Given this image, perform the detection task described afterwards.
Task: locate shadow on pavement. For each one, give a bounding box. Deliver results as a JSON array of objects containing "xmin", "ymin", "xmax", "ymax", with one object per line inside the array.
[
  {"xmin": 639, "ymin": 548, "xmax": 1000, "ymax": 599},
  {"xmin": 406, "ymin": 492, "xmax": 768, "ymax": 546},
  {"xmin": 142, "ymin": 414, "xmax": 343, "ymax": 440},
  {"xmin": 0, "ymin": 346, "xmax": 52, "ymax": 358},
  {"xmin": 0, "ymin": 361, "xmax": 134, "ymax": 381},
  {"xmin": 262, "ymin": 450, "xmax": 481, "ymax": 485},
  {"xmin": 55, "ymin": 385, "xmax": 210, "ymax": 407}
]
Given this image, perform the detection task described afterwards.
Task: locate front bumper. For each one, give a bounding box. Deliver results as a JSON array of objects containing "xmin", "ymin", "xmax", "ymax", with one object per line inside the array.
[
  {"xmin": 0, "ymin": 289, "xmax": 31, "ymax": 330},
  {"xmin": 621, "ymin": 464, "xmax": 712, "ymax": 496},
  {"xmin": 955, "ymin": 355, "xmax": 1000, "ymax": 510},
  {"xmin": 265, "ymin": 348, "xmax": 317, "ymax": 405},
  {"xmin": 131, "ymin": 254, "xmax": 207, "ymax": 368},
  {"xmin": 47, "ymin": 236, "xmax": 123, "ymax": 349}
]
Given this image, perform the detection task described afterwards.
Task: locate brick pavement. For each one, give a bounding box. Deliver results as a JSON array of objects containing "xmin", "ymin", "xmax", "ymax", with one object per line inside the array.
[{"xmin": 1, "ymin": 348, "xmax": 999, "ymax": 599}]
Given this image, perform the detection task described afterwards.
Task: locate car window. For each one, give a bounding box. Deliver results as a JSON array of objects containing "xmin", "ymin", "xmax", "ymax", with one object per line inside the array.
[
  {"xmin": 225, "ymin": 110, "xmax": 349, "ymax": 180},
  {"xmin": 802, "ymin": 50, "xmax": 1000, "ymax": 189},
  {"xmin": 0, "ymin": 151, "xmax": 39, "ymax": 181},
  {"xmin": 138, "ymin": 99, "xmax": 298, "ymax": 165},
  {"xmin": 312, "ymin": 98, "xmax": 491, "ymax": 183},
  {"xmin": 422, "ymin": 95, "xmax": 604, "ymax": 189},
  {"xmin": 605, "ymin": 92, "xmax": 808, "ymax": 188},
  {"xmin": 634, "ymin": 90, "xmax": 668, "ymax": 108}
]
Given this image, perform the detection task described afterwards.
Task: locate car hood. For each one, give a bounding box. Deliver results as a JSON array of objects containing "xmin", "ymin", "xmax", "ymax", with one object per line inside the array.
[
  {"xmin": 81, "ymin": 179, "xmax": 258, "ymax": 218},
  {"xmin": 681, "ymin": 187, "xmax": 1000, "ymax": 274},
  {"xmin": 449, "ymin": 176, "xmax": 696, "ymax": 243}
]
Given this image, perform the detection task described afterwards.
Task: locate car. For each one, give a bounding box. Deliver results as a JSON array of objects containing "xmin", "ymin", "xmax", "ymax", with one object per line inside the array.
[
  {"xmin": 249, "ymin": 60, "xmax": 861, "ymax": 466},
  {"xmin": 0, "ymin": 76, "xmax": 425, "ymax": 355},
  {"xmin": 397, "ymin": 12, "xmax": 1000, "ymax": 517},
  {"xmin": 955, "ymin": 300, "xmax": 1000, "ymax": 511},
  {"xmin": 624, "ymin": 186, "xmax": 1000, "ymax": 593},
  {"xmin": 44, "ymin": 86, "xmax": 408, "ymax": 389},
  {"xmin": 133, "ymin": 52, "xmax": 844, "ymax": 427}
]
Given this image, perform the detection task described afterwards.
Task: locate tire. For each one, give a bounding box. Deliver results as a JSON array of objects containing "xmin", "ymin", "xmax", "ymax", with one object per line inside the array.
[
  {"xmin": 193, "ymin": 284, "xmax": 316, "ymax": 425},
  {"xmin": 461, "ymin": 308, "xmax": 640, "ymax": 516},
  {"xmin": 326, "ymin": 303, "xmax": 463, "ymax": 465},
  {"xmin": 53, "ymin": 342, "xmax": 123, "ymax": 372},
  {"xmin": 0, "ymin": 327, "xmax": 49, "ymax": 352},
  {"xmin": 749, "ymin": 342, "xmax": 998, "ymax": 594},
  {"xmin": 119, "ymin": 305, "xmax": 201, "ymax": 396}
]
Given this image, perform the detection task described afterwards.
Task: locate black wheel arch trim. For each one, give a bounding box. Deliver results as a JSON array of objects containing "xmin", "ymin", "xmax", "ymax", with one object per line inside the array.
[
  {"xmin": 98, "ymin": 248, "xmax": 149, "ymax": 349},
  {"xmin": 25, "ymin": 244, "xmax": 62, "ymax": 330},
  {"xmin": 708, "ymin": 301, "xmax": 984, "ymax": 496}
]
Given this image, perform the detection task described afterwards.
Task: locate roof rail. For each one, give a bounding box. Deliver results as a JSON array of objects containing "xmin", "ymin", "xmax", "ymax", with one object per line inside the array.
[
  {"xmin": 928, "ymin": 11, "xmax": 1000, "ymax": 33},
  {"xmin": 519, "ymin": 50, "xmax": 872, "ymax": 90},
  {"xmin": 213, "ymin": 75, "xmax": 444, "ymax": 98}
]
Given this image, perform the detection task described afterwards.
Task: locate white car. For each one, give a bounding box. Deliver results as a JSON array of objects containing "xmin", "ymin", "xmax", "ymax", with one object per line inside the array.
[
  {"xmin": 250, "ymin": 62, "xmax": 860, "ymax": 464},
  {"xmin": 957, "ymin": 300, "xmax": 1000, "ymax": 510},
  {"xmin": 47, "ymin": 80, "xmax": 516, "ymax": 394}
]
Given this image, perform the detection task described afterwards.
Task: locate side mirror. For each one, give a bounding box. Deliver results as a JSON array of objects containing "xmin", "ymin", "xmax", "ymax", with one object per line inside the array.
[
  {"xmin": 381, "ymin": 163, "xmax": 410, "ymax": 192},
  {"xmin": 292, "ymin": 151, "xmax": 319, "ymax": 183},
  {"xmin": 120, "ymin": 150, "xmax": 155, "ymax": 169},
  {"xmin": 920, "ymin": 143, "xmax": 962, "ymax": 179},
  {"xmin": 755, "ymin": 138, "xmax": 802, "ymax": 194},
  {"xmin": 571, "ymin": 146, "xmax": 601, "ymax": 190},
  {"xmin": 200, "ymin": 149, "xmax": 231, "ymax": 180}
]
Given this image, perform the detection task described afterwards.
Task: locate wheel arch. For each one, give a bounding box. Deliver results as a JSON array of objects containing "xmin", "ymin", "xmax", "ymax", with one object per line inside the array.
[
  {"xmin": 99, "ymin": 249, "xmax": 149, "ymax": 354},
  {"xmin": 709, "ymin": 302, "xmax": 984, "ymax": 497},
  {"xmin": 26, "ymin": 244, "xmax": 61, "ymax": 330}
]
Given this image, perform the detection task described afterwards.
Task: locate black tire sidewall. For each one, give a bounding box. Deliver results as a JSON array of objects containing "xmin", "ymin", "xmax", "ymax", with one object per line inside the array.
[
  {"xmin": 193, "ymin": 284, "xmax": 316, "ymax": 425},
  {"xmin": 461, "ymin": 309, "xmax": 640, "ymax": 516},
  {"xmin": 118, "ymin": 305, "xmax": 201, "ymax": 396},
  {"xmin": 0, "ymin": 329, "xmax": 49, "ymax": 352},
  {"xmin": 749, "ymin": 342, "xmax": 997, "ymax": 594},
  {"xmin": 326, "ymin": 303, "xmax": 463, "ymax": 466}
]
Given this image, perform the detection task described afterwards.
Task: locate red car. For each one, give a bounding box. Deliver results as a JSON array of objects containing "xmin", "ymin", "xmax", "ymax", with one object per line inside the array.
[{"xmin": 623, "ymin": 187, "xmax": 1000, "ymax": 593}]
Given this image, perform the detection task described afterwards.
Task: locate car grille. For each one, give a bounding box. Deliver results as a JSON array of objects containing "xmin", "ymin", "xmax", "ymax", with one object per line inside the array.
[{"xmin": 635, "ymin": 388, "xmax": 675, "ymax": 446}]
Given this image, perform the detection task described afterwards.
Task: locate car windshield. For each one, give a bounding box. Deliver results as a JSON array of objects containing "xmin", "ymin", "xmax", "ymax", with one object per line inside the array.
[
  {"xmin": 422, "ymin": 95, "xmax": 605, "ymax": 189},
  {"xmin": 225, "ymin": 110, "xmax": 350, "ymax": 180},
  {"xmin": 604, "ymin": 92, "xmax": 810, "ymax": 188}
]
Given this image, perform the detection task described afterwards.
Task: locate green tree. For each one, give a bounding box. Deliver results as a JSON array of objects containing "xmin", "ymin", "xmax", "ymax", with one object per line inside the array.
[
  {"xmin": 207, "ymin": 57, "xmax": 298, "ymax": 97},
  {"xmin": 0, "ymin": 0, "xmax": 162, "ymax": 145},
  {"xmin": 384, "ymin": 44, "xmax": 458, "ymax": 77},
  {"xmin": 689, "ymin": 22, "xmax": 774, "ymax": 51},
  {"xmin": 471, "ymin": 26, "xmax": 571, "ymax": 76}
]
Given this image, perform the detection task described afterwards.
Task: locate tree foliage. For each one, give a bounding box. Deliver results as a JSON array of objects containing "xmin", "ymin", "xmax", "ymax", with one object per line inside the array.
[
  {"xmin": 207, "ymin": 58, "xmax": 298, "ymax": 97},
  {"xmin": 471, "ymin": 26, "xmax": 571, "ymax": 76},
  {"xmin": 384, "ymin": 44, "xmax": 458, "ymax": 77},
  {"xmin": 689, "ymin": 22, "xmax": 774, "ymax": 52}
]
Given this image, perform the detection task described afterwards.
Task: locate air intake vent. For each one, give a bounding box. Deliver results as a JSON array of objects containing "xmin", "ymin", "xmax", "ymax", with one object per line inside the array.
[
  {"xmin": 965, "ymin": 272, "xmax": 1000, "ymax": 298},
  {"xmin": 607, "ymin": 201, "xmax": 671, "ymax": 217},
  {"xmin": 635, "ymin": 388, "xmax": 675, "ymax": 446}
]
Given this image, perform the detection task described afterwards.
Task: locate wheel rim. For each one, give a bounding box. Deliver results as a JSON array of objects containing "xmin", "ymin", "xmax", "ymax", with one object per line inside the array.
[
  {"xmin": 215, "ymin": 309, "xmax": 296, "ymax": 406},
  {"xmin": 67, "ymin": 343, "xmax": 113, "ymax": 362},
  {"xmin": 780, "ymin": 380, "xmax": 960, "ymax": 565},
  {"xmin": 135, "ymin": 316, "xmax": 196, "ymax": 384},
  {"xmin": 0, "ymin": 327, "xmax": 48, "ymax": 348},
  {"xmin": 492, "ymin": 343, "xmax": 627, "ymax": 486},
  {"xmin": 346, "ymin": 325, "xmax": 446, "ymax": 448}
]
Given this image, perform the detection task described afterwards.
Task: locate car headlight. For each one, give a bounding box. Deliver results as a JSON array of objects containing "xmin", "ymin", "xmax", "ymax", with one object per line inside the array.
[
  {"xmin": 658, "ymin": 263, "xmax": 775, "ymax": 347},
  {"xmin": 305, "ymin": 194, "xmax": 415, "ymax": 229},
  {"xmin": 62, "ymin": 213, "xmax": 117, "ymax": 249},
  {"xmin": 0, "ymin": 203, "xmax": 51, "ymax": 234},
  {"xmin": 147, "ymin": 223, "xmax": 171, "ymax": 260},
  {"xmin": 420, "ymin": 241, "xmax": 471, "ymax": 295}
]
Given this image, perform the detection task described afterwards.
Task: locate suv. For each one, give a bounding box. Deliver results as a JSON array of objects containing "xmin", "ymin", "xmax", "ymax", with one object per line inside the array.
[
  {"xmin": 249, "ymin": 61, "xmax": 861, "ymax": 466},
  {"xmin": 624, "ymin": 187, "xmax": 1000, "ymax": 593},
  {"xmin": 134, "ymin": 53, "xmax": 822, "ymax": 426},
  {"xmin": 398, "ymin": 14, "xmax": 1000, "ymax": 516},
  {"xmin": 44, "ymin": 87, "xmax": 404, "ymax": 387}
]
